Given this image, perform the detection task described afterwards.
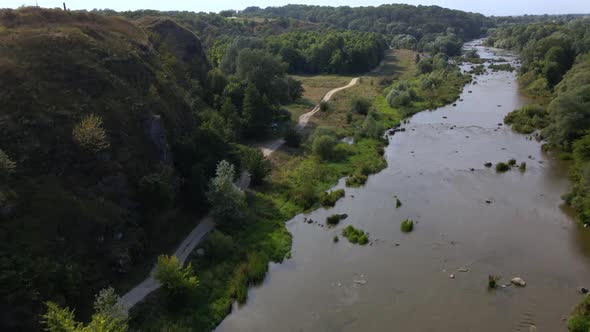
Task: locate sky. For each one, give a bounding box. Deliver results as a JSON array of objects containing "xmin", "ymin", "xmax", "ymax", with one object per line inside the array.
[{"xmin": 3, "ymin": 0, "xmax": 590, "ymax": 16}]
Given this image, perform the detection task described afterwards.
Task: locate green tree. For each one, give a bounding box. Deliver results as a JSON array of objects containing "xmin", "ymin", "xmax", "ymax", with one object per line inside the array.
[
  {"xmin": 239, "ymin": 147, "xmax": 271, "ymax": 185},
  {"xmin": 138, "ymin": 168, "xmax": 175, "ymax": 210},
  {"xmin": 207, "ymin": 160, "xmax": 246, "ymax": 225},
  {"xmin": 152, "ymin": 255, "xmax": 199, "ymax": 296},
  {"xmin": 72, "ymin": 114, "xmax": 110, "ymax": 153},
  {"xmin": 351, "ymin": 97, "xmax": 371, "ymax": 115},
  {"xmin": 42, "ymin": 288, "xmax": 127, "ymax": 332},
  {"xmin": 312, "ymin": 135, "xmax": 338, "ymax": 160},
  {"xmin": 242, "ymin": 83, "xmax": 270, "ymax": 138}
]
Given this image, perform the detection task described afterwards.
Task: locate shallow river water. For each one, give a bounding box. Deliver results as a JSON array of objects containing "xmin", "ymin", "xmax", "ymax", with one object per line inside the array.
[{"xmin": 216, "ymin": 41, "xmax": 590, "ymax": 332}]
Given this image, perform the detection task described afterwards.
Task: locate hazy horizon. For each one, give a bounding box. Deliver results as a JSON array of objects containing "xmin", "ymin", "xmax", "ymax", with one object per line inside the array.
[{"xmin": 3, "ymin": 0, "xmax": 590, "ymax": 17}]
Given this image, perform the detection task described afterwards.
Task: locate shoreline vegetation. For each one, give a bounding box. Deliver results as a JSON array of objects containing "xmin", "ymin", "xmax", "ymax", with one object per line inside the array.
[
  {"xmin": 487, "ymin": 20, "xmax": 590, "ymax": 331},
  {"xmin": 129, "ymin": 48, "xmax": 470, "ymax": 330}
]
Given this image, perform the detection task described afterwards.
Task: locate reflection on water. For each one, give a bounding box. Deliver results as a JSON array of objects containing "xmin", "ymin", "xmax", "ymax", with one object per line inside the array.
[{"xmin": 216, "ymin": 40, "xmax": 590, "ymax": 332}]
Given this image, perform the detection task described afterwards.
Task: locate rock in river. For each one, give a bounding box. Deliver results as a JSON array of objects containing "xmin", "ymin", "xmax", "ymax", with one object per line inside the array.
[{"xmin": 511, "ymin": 277, "xmax": 527, "ymax": 287}]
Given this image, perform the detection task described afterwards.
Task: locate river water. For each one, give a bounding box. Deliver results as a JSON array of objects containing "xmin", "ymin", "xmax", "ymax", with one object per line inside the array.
[{"xmin": 216, "ymin": 40, "xmax": 590, "ymax": 332}]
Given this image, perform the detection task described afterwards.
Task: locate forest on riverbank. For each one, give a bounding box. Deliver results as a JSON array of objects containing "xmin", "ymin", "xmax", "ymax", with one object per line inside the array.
[{"xmin": 488, "ymin": 18, "xmax": 590, "ymax": 332}]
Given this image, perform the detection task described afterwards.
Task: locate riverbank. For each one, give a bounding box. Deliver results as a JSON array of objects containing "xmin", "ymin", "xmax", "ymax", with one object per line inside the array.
[{"xmin": 129, "ymin": 48, "xmax": 471, "ymax": 331}]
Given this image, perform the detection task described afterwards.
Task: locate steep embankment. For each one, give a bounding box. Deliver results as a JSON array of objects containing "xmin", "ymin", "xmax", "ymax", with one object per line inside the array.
[{"xmin": 0, "ymin": 8, "xmax": 211, "ymax": 331}]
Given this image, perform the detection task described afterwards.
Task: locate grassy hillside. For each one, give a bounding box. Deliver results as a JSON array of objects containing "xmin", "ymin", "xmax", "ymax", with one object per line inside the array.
[{"xmin": 0, "ymin": 8, "xmax": 213, "ymax": 331}]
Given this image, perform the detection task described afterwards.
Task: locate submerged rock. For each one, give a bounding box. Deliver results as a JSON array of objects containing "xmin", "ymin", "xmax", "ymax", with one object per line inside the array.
[
  {"xmin": 580, "ymin": 287, "xmax": 589, "ymax": 294},
  {"xmin": 484, "ymin": 162, "xmax": 493, "ymax": 168},
  {"xmin": 511, "ymin": 277, "xmax": 526, "ymax": 287}
]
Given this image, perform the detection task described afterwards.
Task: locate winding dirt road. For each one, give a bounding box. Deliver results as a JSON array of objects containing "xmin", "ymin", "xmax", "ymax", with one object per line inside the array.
[{"xmin": 261, "ymin": 77, "xmax": 359, "ymax": 157}]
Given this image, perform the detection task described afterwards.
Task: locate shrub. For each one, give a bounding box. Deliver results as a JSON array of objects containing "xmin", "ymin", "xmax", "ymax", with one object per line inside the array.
[
  {"xmin": 138, "ymin": 169, "xmax": 175, "ymax": 210},
  {"xmin": 319, "ymin": 189, "xmax": 345, "ymax": 207},
  {"xmin": 240, "ymin": 147, "xmax": 271, "ymax": 185},
  {"xmin": 346, "ymin": 112, "xmax": 353, "ymax": 124},
  {"xmin": 395, "ymin": 198, "xmax": 402, "ymax": 208},
  {"xmin": 201, "ymin": 231, "xmax": 235, "ymax": 260},
  {"xmin": 0, "ymin": 149, "xmax": 16, "ymax": 179},
  {"xmin": 358, "ymin": 234, "xmax": 369, "ymax": 245},
  {"xmin": 292, "ymin": 180, "xmax": 316, "ymax": 209},
  {"xmin": 351, "ymin": 97, "xmax": 371, "ymax": 115},
  {"xmin": 401, "ymin": 219, "xmax": 414, "ymax": 233},
  {"xmin": 153, "ymin": 255, "xmax": 199, "ymax": 296},
  {"xmin": 333, "ymin": 235, "xmax": 339, "ymax": 243},
  {"xmin": 342, "ymin": 225, "xmax": 369, "ymax": 245},
  {"xmin": 72, "ymin": 114, "xmax": 110, "ymax": 152},
  {"xmin": 508, "ymin": 159, "xmax": 517, "ymax": 166},
  {"xmin": 496, "ymin": 162, "xmax": 510, "ymax": 173},
  {"xmin": 320, "ymin": 101, "xmax": 329, "ymax": 112},
  {"xmin": 326, "ymin": 214, "xmax": 343, "ymax": 225},
  {"xmin": 519, "ymin": 162, "xmax": 527, "ymax": 172},
  {"xmin": 284, "ymin": 126, "xmax": 301, "ymax": 147},
  {"xmin": 246, "ymin": 252, "xmax": 268, "ymax": 284},
  {"xmin": 312, "ymin": 135, "xmax": 337, "ymax": 160},
  {"xmin": 488, "ymin": 275, "xmax": 500, "ymax": 289},
  {"xmin": 346, "ymin": 174, "xmax": 368, "ymax": 187}
]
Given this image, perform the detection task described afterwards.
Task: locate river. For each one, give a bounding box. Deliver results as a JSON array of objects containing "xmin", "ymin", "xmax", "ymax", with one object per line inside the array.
[{"xmin": 216, "ymin": 40, "xmax": 590, "ymax": 332}]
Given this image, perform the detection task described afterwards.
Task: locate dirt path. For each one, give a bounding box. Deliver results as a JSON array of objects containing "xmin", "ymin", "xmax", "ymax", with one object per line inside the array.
[
  {"xmin": 261, "ymin": 77, "xmax": 360, "ymax": 157},
  {"xmin": 120, "ymin": 218, "xmax": 215, "ymax": 309}
]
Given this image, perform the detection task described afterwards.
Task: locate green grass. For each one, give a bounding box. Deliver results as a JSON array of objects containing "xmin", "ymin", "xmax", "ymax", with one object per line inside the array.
[{"xmin": 400, "ymin": 219, "xmax": 414, "ymax": 233}]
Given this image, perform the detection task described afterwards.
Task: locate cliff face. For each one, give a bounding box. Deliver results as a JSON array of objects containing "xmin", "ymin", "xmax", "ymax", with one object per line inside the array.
[{"xmin": 0, "ymin": 8, "xmax": 211, "ymax": 331}]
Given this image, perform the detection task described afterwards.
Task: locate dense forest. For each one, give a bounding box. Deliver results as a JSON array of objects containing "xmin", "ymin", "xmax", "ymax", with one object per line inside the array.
[
  {"xmin": 240, "ymin": 4, "xmax": 490, "ymax": 56},
  {"xmin": 489, "ymin": 19, "xmax": 590, "ymax": 331}
]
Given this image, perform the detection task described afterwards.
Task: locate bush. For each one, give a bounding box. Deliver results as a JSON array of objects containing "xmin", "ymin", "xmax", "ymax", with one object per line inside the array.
[
  {"xmin": 246, "ymin": 252, "xmax": 268, "ymax": 284},
  {"xmin": 346, "ymin": 174, "xmax": 368, "ymax": 187},
  {"xmin": 240, "ymin": 147, "xmax": 271, "ymax": 185},
  {"xmin": 488, "ymin": 275, "xmax": 500, "ymax": 289},
  {"xmin": 395, "ymin": 198, "xmax": 402, "ymax": 208},
  {"xmin": 496, "ymin": 162, "xmax": 510, "ymax": 173},
  {"xmin": 138, "ymin": 168, "xmax": 175, "ymax": 210},
  {"xmin": 292, "ymin": 180, "xmax": 316, "ymax": 209},
  {"xmin": 519, "ymin": 162, "xmax": 527, "ymax": 172},
  {"xmin": 320, "ymin": 101, "xmax": 329, "ymax": 112},
  {"xmin": 72, "ymin": 114, "xmax": 110, "ymax": 152},
  {"xmin": 201, "ymin": 231, "xmax": 235, "ymax": 260},
  {"xmin": 326, "ymin": 214, "xmax": 343, "ymax": 225},
  {"xmin": 319, "ymin": 189, "xmax": 345, "ymax": 207},
  {"xmin": 508, "ymin": 159, "xmax": 517, "ymax": 166},
  {"xmin": 358, "ymin": 234, "xmax": 369, "ymax": 245},
  {"xmin": 153, "ymin": 255, "xmax": 199, "ymax": 296},
  {"xmin": 0, "ymin": 149, "xmax": 16, "ymax": 179},
  {"xmin": 284, "ymin": 126, "xmax": 301, "ymax": 148},
  {"xmin": 342, "ymin": 225, "xmax": 369, "ymax": 245},
  {"xmin": 333, "ymin": 235, "xmax": 339, "ymax": 243},
  {"xmin": 400, "ymin": 219, "xmax": 414, "ymax": 233},
  {"xmin": 312, "ymin": 135, "xmax": 338, "ymax": 160},
  {"xmin": 351, "ymin": 97, "xmax": 371, "ymax": 115}
]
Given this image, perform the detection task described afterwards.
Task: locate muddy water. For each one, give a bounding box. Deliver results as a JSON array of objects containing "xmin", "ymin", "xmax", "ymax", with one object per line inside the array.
[{"xmin": 216, "ymin": 41, "xmax": 590, "ymax": 332}]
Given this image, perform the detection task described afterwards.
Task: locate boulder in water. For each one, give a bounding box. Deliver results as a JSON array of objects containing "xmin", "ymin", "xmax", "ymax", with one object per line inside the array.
[{"xmin": 511, "ymin": 277, "xmax": 526, "ymax": 287}]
